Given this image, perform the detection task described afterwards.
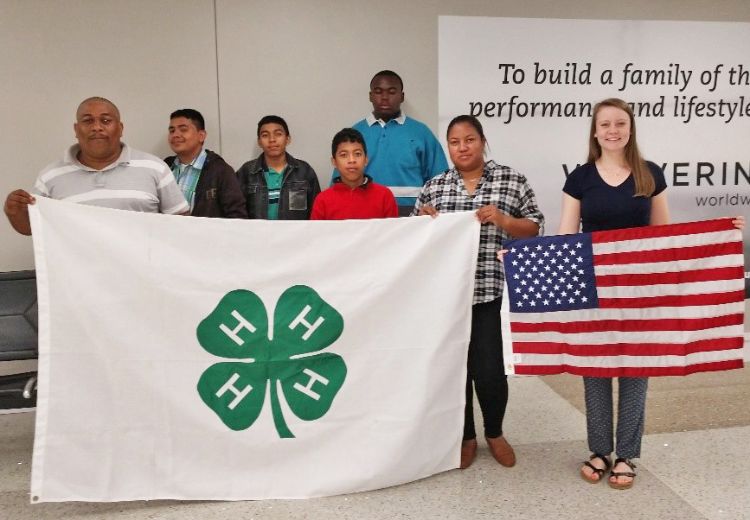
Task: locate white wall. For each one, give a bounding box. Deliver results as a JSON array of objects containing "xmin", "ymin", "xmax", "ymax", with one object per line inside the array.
[
  {"xmin": 0, "ymin": 0, "xmax": 220, "ymax": 269},
  {"xmin": 2, "ymin": 0, "xmax": 750, "ymax": 270}
]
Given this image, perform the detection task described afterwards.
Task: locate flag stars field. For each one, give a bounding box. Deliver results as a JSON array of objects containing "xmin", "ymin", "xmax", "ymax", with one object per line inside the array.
[{"xmin": 505, "ymin": 235, "xmax": 596, "ymax": 312}]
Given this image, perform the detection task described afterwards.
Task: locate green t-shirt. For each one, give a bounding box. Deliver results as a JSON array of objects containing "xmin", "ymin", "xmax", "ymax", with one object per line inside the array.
[{"xmin": 264, "ymin": 167, "xmax": 284, "ymax": 220}]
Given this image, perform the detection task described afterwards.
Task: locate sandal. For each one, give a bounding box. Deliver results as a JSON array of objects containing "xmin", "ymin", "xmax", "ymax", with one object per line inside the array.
[
  {"xmin": 608, "ymin": 458, "xmax": 637, "ymax": 490},
  {"xmin": 580, "ymin": 453, "xmax": 611, "ymax": 484}
]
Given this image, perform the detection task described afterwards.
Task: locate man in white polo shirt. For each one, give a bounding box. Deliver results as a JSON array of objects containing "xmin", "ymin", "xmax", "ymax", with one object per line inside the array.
[{"xmin": 4, "ymin": 96, "xmax": 188, "ymax": 235}]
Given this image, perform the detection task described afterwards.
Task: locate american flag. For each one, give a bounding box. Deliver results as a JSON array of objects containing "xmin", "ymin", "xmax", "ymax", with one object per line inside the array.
[{"xmin": 500, "ymin": 218, "xmax": 745, "ymax": 377}]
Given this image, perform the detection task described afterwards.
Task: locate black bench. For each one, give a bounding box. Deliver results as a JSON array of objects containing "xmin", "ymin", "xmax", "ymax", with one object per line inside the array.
[{"xmin": 0, "ymin": 270, "xmax": 38, "ymax": 409}]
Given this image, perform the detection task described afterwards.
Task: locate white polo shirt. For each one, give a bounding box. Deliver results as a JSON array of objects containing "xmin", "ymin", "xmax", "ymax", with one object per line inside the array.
[{"xmin": 32, "ymin": 144, "xmax": 188, "ymax": 214}]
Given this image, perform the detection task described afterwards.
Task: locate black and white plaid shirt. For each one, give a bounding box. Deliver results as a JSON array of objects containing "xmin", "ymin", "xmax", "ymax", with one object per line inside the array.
[{"xmin": 412, "ymin": 160, "xmax": 545, "ymax": 304}]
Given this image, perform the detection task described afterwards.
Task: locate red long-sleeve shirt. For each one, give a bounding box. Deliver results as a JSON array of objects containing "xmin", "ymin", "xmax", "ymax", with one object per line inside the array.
[{"xmin": 310, "ymin": 177, "xmax": 398, "ymax": 220}]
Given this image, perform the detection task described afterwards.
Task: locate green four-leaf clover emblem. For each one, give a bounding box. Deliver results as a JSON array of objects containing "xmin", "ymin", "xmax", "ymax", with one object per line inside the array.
[{"xmin": 196, "ymin": 285, "xmax": 346, "ymax": 438}]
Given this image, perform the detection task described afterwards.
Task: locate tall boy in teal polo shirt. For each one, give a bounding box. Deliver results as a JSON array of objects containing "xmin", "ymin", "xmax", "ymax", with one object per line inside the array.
[{"xmin": 333, "ymin": 70, "xmax": 448, "ymax": 216}]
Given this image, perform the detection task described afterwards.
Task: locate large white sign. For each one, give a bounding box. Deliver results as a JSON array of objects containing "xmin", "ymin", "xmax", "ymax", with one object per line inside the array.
[
  {"xmin": 439, "ymin": 17, "xmax": 749, "ymax": 305},
  {"xmin": 29, "ymin": 199, "xmax": 479, "ymax": 502}
]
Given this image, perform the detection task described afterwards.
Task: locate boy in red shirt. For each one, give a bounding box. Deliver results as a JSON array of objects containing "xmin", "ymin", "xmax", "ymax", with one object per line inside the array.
[{"xmin": 311, "ymin": 128, "xmax": 398, "ymax": 220}]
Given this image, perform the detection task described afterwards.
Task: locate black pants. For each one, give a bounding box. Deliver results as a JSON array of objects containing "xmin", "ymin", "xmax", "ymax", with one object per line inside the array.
[{"xmin": 463, "ymin": 297, "xmax": 508, "ymax": 440}]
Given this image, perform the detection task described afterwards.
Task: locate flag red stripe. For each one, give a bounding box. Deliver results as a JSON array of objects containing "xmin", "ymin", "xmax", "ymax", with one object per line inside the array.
[
  {"xmin": 597, "ymin": 290, "xmax": 745, "ymax": 308},
  {"xmin": 512, "ymin": 337, "xmax": 743, "ymax": 356},
  {"xmin": 591, "ymin": 218, "xmax": 735, "ymax": 244},
  {"xmin": 595, "ymin": 266, "xmax": 744, "ymax": 287},
  {"xmin": 513, "ymin": 359, "xmax": 744, "ymax": 377},
  {"xmin": 510, "ymin": 313, "xmax": 743, "ymax": 333},
  {"xmin": 594, "ymin": 241, "xmax": 743, "ymax": 266}
]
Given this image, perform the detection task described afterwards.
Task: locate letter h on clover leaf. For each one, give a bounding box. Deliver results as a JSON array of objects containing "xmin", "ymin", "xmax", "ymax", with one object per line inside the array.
[{"xmin": 196, "ymin": 285, "xmax": 346, "ymax": 438}]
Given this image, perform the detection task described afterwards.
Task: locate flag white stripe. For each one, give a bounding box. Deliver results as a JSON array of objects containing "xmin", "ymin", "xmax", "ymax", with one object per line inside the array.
[
  {"xmin": 509, "ymin": 324, "xmax": 744, "ymax": 345},
  {"xmin": 596, "ymin": 278, "xmax": 744, "ymax": 298},
  {"xmin": 509, "ymin": 301, "xmax": 744, "ymax": 324},
  {"xmin": 592, "ymin": 229, "xmax": 739, "ymax": 254},
  {"xmin": 593, "ymin": 254, "xmax": 744, "ymax": 275},
  {"xmin": 64, "ymin": 189, "xmax": 158, "ymax": 204},
  {"xmin": 515, "ymin": 348, "xmax": 742, "ymax": 368}
]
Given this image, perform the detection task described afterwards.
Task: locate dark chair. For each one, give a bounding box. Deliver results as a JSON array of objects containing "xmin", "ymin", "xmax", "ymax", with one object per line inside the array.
[{"xmin": 0, "ymin": 270, "xmax": 38, "ymax": 409}]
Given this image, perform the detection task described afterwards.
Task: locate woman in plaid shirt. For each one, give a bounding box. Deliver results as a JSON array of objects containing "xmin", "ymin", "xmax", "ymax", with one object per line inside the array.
[{"xmin": 412, "ymin": 115, "xmax": 544, "ymax": 469}]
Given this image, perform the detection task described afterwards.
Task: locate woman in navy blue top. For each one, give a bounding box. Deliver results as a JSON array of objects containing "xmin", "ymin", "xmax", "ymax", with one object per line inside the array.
[
  {"xmin": 559, "ymin": 98, "xmax": 744, "ymax": 490},
  {"xmin": 559, "ymin": 98, "xmax": 669, "ymax": 490}
]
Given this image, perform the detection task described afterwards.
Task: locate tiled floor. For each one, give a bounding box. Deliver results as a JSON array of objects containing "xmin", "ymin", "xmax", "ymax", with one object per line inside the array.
[{"xmin": 1, "ymin": 351, "xmax": 748, "ymax": 520}]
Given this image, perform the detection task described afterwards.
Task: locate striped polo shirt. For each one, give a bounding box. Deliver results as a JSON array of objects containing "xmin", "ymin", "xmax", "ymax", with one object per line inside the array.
[{"xmin": 32, "ymin": 144, "xmax": 188, "ymax": 214}]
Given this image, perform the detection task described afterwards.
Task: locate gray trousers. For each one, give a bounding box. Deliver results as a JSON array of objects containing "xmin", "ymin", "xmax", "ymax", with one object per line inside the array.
[{"xmin": 583, "ymin": 376, "xmax": 648, "ymax": 459}]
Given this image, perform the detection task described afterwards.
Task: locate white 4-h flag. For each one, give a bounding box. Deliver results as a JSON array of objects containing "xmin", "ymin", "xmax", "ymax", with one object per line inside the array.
[{"xmin": 28, "ymin": 198, "xmax": 479, "ymax": 502}]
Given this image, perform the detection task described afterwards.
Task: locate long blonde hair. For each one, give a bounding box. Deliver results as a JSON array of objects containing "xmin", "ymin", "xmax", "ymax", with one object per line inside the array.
[{"xmin": 587, "ymin": 98, "xmax": 654, "ymax": 197}]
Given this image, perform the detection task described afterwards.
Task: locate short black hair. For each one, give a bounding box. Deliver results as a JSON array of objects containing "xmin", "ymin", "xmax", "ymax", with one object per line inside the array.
[
  {"xmin": 370, "ymin": 70, "xmax": 403, "ymax": 91},
  {"xmin": 447, "ymin": 114, "xmax": 486, "ymax": 141},
  {"xmin": 331, "ymin": 128, "xmax": 367, "ymax": 157},
  {"xmin": 170, "ymin": 108, "xmax": 205, "ymax": 131},
  {"xmin": 257, "ymin": 115, "xmax": 289, "ymax": 137}
]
